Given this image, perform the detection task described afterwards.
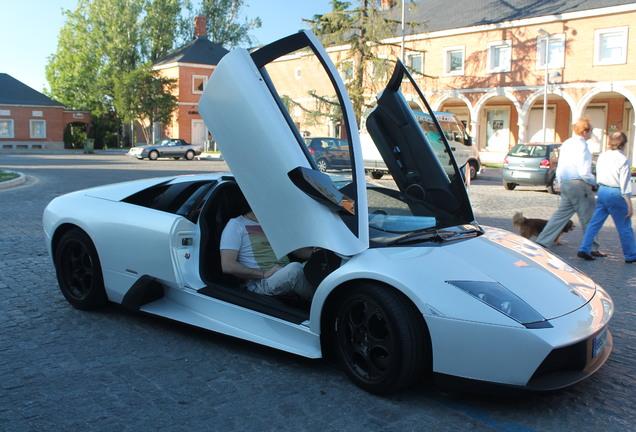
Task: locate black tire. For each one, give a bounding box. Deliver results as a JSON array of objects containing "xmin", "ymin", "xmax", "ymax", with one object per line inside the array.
[
  {"xmin": 332, "ymin": 283, "xmax": 430, "ymax": 394},
  {"xmin": 469, "ymin": 161, "xmax": 478, "ymax": 180},
  {"xmin": 185, "ymin": 150, "xmax": 195, "ymax": 160},
  {"xmin": 547, "ymin": 176, "xmax": 558, "ymax": 194},
  {"xmin": 370, "ymin": 171, "xmax": 384, "ymax": 180},
  {"xmin": 317, "ymin": 158, "xmax": 329, "ymax": 173},
  {"xmin": 173, "ymin": 157, "xmax": 181, "ymax": 160},
  {"xmin": 149, "ymin": 150, "xmax": 159, "ymax": 161},
  {"xmin": 54, "ymin": 229, "xmax": 107, "ymax": 310},
  {"xmin": 503, "ymin": 181, "xmax": 517, "ymax": 190}
]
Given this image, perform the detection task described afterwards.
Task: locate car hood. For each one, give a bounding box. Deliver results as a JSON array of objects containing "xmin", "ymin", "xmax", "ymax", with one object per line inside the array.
[{"xmin": 441, "ymin": 226, "xmax": 595, "ymax": 320}]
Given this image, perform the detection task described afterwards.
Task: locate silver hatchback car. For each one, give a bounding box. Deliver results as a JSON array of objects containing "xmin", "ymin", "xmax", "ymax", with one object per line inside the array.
[{"xmin": 502, "ymin": 143, "xmax": 561, "ymax": 194}]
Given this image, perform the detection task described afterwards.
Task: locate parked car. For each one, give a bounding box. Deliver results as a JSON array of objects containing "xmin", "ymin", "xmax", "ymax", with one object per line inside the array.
[
  {"xmin": 127, "ymin": 138, "xmax": 203, "ymax": 160},
  {"xmin": 502, "ymin": 143, "xmax": 561, "ymax": 193},
  {"xmin": 304, "ymin": 137, "xmax": 351, "ymax": 172},
  {"xmin": 44, "ymin": 31, "xmax": 612, "ymax": 395}
]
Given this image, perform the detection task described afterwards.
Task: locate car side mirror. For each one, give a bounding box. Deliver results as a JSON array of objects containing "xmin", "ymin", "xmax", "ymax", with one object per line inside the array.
[{"xmin": 288, "ymin": 166, "xmax": 355, "ymax": 215}]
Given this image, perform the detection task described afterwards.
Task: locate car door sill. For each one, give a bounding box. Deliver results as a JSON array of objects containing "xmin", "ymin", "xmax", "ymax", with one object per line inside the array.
[{"xmin": 197, "ymin": 283, "xmax": 309, "ymax": 324}]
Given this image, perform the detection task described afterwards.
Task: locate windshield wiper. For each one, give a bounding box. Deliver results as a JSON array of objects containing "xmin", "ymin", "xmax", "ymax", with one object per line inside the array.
[{"xmin": 389, "ymin": 225, "xmax": 483, "ymax": 246}]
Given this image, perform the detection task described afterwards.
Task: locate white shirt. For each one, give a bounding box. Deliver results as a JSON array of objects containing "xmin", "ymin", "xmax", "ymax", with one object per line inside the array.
[
  {"xmin": 556, "ymin": 134, "xmax": 596, "ymax": 186},
  {"xmin": 596, "ymin": 149, "xmax": 633, "ymax": 197}
]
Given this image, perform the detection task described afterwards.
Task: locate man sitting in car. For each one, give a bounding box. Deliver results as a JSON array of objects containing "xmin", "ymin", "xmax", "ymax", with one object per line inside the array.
[{"xmin": 220, "ymin": 208, "xmax": 315, "ymax": 303}]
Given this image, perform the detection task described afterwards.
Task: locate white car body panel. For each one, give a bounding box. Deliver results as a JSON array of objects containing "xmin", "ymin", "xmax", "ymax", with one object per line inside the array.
[
  {"xmin": 310, "ymin": 236, "xmax": 612, "ymax": 386},
  {"xmin": 140, "ymin": 287, "xmax": 321, "ymax": 358},
  {"xmin": 198, "ymin": 35, "xmax": 368, "ymax": 260}
]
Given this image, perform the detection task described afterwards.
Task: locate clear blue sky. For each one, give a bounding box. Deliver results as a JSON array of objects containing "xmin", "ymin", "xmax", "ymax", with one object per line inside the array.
[{"xmin": 0, "ymin": 0, "xmax": 334, "ymax": 93}]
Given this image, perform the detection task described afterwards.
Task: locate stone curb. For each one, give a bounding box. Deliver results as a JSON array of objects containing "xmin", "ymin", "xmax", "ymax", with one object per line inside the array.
[{"xmin": 0, "ymin": 170, "xmax": 26, "ymax": 190}]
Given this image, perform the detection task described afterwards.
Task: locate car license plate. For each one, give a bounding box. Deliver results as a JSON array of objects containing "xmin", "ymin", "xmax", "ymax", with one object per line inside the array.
[
  {"xmin": 512, "ymin": 171, "xmax": 531, "ymax": 179},
  {"xmin": 592, "ymin": 327, "xmax": 608, "ymax": 358}
]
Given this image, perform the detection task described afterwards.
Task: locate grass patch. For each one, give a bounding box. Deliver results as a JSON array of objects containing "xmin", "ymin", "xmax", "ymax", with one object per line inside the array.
[
  {"xmin": 0, "ymin": 170, "xmax": 19, "ymax": 183},
  {"xmin": 484, "ymin": 163, "xmax": 503, "ymax": 168}
]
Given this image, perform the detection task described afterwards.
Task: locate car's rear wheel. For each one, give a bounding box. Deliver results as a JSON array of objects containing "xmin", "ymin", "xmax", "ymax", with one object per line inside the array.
[
  {"xmin": 317, "ymin": 158, "xmax": 329, "ymax": 172},
  {"xmin": 503, "ymin": 181, "xmax": 517, "ymax": 190},
  {"xmin": 149, "ymin": 150, "xmax": 159, "ymax": 160},
  {"xmin": 370, "ymin": 171, "xmax": 384, "ymax": 180},
  {"xmin": 185, "ymin": 150, "xmax": 195, "ymax": 160},
  {"xmin": 173, "ymin": 157, "xmax": 181, "ymax": 160},
  {"xmin": 547, "ymin": 176, "xmax": 558, "ymax": 194},
  {"xmin": 469, "ymin": 161, "xmax": 478, "ymax": 180},
  {"xmin": 332, "ymin": 283, "xmax": 430, "ymax": 394},
  {"xmin": 54, "ymin": 229, "xmax": 107, "ymax": 310}
]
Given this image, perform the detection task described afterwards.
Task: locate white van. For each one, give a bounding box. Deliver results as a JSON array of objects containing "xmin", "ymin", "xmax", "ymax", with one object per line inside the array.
[{"xmin": 361, "ymin": 111, "xmax": 481, "ymax": 180}]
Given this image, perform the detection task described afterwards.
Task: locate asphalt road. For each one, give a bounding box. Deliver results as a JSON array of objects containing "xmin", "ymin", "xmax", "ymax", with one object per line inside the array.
[{"xmin": 1, "ymin": 152, "xmax": 634, "ymax": 431}]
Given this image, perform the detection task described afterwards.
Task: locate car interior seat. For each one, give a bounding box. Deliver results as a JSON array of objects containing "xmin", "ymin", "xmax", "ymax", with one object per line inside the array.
[{"xmin": 199, "ymin": 180, "xmax": 249, "ymax": 286}]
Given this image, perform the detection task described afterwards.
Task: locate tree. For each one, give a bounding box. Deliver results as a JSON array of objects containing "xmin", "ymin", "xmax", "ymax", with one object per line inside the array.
[
  {"xmin": 304, "ymin": 0, "xmax": 425, "ymax": 123},
  {"xmin": 46, "ymin": 0, "xmax": 186, "ymax": 145},
  {"xmin": 113, "ymin": 69, "xmax": 178, "ymax": 144},
  {"xmin": 198, "ymin": 0, "xmax": 261, "ymax": 48}
]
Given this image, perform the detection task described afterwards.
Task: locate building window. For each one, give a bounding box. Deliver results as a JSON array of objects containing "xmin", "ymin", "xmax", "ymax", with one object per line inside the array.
[
  {"xmin": 0, "ymin": 110, "xmax": 10, "ymax": 116},
  {"xmin": 594, "ymin": 26, "xmax": 628, "ymax": 65},
  {"xmin": 192, "ymin": 75, "xmax": 207, "ymax": 94},
  {"xmin": 536, "ymin": 34, "xmax": 565, "ymax": 69},
  {"xmin": 443, "ymin": 46, "xmax": 465, "ymax": 75},
  {"xmin": 487, "ymin": 41, "xmax": 511, "ymax": 73},
  {"xmin": 339, "ymin": 60, "xmax": 354, "ymax": 82},
  {"xmin": 0, "ymin": 119, "xmax": 15, "ymax": 138},
  {"xmin": 407, "ymin": 53, "xmax": 423, "ymax": 75},
  {"xmin": 371, "ymin": 56, "xmax": 389, "ymax": 81},
  {"xmin": 29, "ymin": 120, "xmax": 46, "ymax": 139}
]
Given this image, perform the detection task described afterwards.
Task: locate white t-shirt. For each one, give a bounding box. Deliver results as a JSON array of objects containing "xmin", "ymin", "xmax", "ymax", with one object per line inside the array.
[{"xmin": 220, "ymin": 215, "xmax": 290, "ymax": 289}]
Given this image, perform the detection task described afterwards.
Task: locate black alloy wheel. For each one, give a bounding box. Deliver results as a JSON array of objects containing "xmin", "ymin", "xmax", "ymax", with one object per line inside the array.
[
  {"xmin": 55, "ymin": 229, "xmax": 107, "ymax": 310},
  {"xmin": 332, "ymin": 283, "xmax": 430, "ymax": 394}
]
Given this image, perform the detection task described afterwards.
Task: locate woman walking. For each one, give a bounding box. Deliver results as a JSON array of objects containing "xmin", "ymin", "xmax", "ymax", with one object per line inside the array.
[{"xmin": 577, "ymin": 131, "xmax": 636, "ymax": 263}]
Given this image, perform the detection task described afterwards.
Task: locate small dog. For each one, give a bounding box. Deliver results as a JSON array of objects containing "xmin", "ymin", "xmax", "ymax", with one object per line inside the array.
[{"xmin": 512, "ymin": 212, "xmax": 574, "ymax": 245}]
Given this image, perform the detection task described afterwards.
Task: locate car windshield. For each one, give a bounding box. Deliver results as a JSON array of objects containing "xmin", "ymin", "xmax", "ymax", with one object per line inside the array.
[
  {"xmin": 509, "ymin": 144, "xmax": 550, "ymax": 157},
  {"xmin": 366, "ymin": 185, "xmax": 481, "ymax": 245}
]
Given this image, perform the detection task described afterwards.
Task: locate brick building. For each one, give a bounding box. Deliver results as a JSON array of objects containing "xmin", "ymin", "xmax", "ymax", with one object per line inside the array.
[
  {"xmin": 0, "ymin": 73, "xmax": 90, "ymax": 151},
  {"xmin": 152, "ymin": 16, "xmax": 228, "ymax": 147},
  {"xmin": 270, "ymin": 0, "xmax": 636, "ymax": 165}
]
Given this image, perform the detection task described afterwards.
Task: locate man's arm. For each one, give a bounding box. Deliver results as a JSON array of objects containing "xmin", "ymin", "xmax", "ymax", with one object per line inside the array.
[{"xmin": 220, "ymin": 249, "xmax": 280, "ymax": 280}]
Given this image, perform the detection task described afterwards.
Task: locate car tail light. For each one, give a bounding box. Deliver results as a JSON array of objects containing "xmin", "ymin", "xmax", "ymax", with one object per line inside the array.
[
  {"xmin": 503, "ymin": 157, "xmax": 509, "ymax": 166},
  {"xmin": 540, "ymin": 159, "xmax": 550, "ymax": 169}
]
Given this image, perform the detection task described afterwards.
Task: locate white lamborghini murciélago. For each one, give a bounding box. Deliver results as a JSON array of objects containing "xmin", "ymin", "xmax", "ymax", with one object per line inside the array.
[{"xmin": 43, "ymin": 31, "xmax": 612, "ymax": 395}]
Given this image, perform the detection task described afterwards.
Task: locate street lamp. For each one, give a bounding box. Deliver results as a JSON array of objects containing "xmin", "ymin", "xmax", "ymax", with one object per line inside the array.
[{"xmin": 538, "ymin": 28, "xmax": 551, "ymax": 145}]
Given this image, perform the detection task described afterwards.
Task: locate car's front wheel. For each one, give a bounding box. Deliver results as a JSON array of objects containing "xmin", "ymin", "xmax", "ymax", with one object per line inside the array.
[
  {"xmin": 332, "ymin": 283, "xmax": 430, "ymax": 394},
  {"xmin": 185, "ymin": 150, "xmax": 195, "ymax": 160},
  {"xmin": 54, "ymin": 229, "xmax": 107, "ymax": 310},
  {"xmin": 316, "ymin": 158, "xmax": 329, "ymax": 173},
  {"xmin": 148, "ymin": 150, "xmax": 159, "ymax": 160},
  {"xmin": 503, "ymin": 181, "xmax": 517, "ymax": 190},
  {"xmin": 370, "ymin": 171, "xmax": 384, "ymax": 180}
]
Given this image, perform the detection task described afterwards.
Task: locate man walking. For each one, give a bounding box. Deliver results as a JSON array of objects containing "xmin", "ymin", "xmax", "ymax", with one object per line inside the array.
[{"xmin": 536, "ymin": 117, "xmax": 605, "ymax": 256}]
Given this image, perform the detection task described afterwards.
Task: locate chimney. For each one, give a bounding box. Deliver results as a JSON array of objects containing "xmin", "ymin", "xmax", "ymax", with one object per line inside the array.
[
  {"xmin": 380, "ymin": 0, "xmax": 395, "ymax": 9},
  {"xmin": 194, "ymin": 15, "xmax": 207, "ymax": 38}
]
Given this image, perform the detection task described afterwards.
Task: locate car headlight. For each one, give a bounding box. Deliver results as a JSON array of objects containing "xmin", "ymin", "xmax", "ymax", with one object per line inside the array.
[{"xmin": 446, "ymin": 280, "xmax": 551, "ymax": 328}]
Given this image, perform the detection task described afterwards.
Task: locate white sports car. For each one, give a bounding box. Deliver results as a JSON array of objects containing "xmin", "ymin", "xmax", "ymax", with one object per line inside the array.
[{"xmin": 43, "ymin": 31, "xmax": 613, "ymax": 395}]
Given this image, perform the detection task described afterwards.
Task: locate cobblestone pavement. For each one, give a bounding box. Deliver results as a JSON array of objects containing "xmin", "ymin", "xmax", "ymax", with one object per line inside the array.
[{"xmin": 0, "ymin": 153, "xmax": 634, "ymax": 431}]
